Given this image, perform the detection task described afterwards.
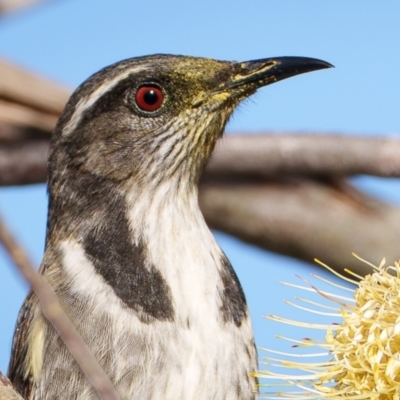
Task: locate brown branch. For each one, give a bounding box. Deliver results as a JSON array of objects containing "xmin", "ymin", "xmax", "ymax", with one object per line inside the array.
[
  {"xmin": 0, "ymin": 123, "xmax": 48, "ymax": 142},
  {"xmin": 0, "ymin": 0, "xmax": 49, "ymax": 15},
  {"xmin": 207, "ymin": 134, "xmax": 400, "ymax": 179},
  {"xmin": 2, "ymin": 134, "xmax": 400, "ymax": 186},
  {"xmin": 0, "ymin": 372, "xmax": 23, "ymax": 400},
  {"xmin": 0, "ymin": 215, "xmax": 120, "ymax": 400},
  {"xmin": 0, "ymin": 140, "xmax": 48, "ymax": 185},
  {"xmin": 199, "ymin": 179, "xmax": 400, "ymax": 277},
  {"xmin": 0, "ymin": 58, "xmax": 70, "ymax": 118},
  {"xmin": 0, "ymin": 100, "xmax": 58, "ymax": 132}
]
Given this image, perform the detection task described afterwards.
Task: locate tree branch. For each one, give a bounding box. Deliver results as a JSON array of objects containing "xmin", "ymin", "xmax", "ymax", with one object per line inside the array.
[
  {"xmin": 1, "ymin": 134, "xmax": 400, "ymax": 186},
  {"xmin": 0, "ymin": 140, "xmax": 48, "ymax": 185},
  {"xmin": 0, "ymin": 58, "xmax": 69, "ymax": 118},
  {"xmin": 207, "ymin": 134, "xmax": 400, "ymax": 179},
  {"xmin": 0, "ymin": 123, "xmax": 49, "ymax": 142},
  {"xmin": 0, "ymin": 100, "xmax": 58, "ymax": 132},
  {"xmin": 199, "ymin": 179, "xmax": 400, "ymax": 277},
  {"xmin": 0, "ymin": 0, "xmax": 50, "ymax": 16}
]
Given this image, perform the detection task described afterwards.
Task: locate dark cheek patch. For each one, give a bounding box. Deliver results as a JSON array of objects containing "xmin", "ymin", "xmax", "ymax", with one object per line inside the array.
[
  {"xmin": 82, "ymin": 193, "xmax": 174, "ymax": 322},
  {"xmin": 219, "ymin": 255, "xmax": 248, "ymax": 327}
]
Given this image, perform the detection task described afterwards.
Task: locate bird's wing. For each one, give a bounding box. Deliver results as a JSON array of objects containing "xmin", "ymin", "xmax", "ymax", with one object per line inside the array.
[{"xmin": 8, "ymin": 291, "xmax": 36, "ymax": 400}]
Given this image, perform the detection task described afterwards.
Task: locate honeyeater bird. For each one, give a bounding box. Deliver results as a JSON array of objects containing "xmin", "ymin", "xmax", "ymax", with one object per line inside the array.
[{"xmin": 8, "ymin": 54, "xmax": 331, "ymax": 399}]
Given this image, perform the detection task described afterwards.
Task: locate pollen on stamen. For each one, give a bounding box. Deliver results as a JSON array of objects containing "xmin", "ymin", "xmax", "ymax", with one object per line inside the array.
[{"xmin": 256, "ymin": 257, "xmax": 400, "ymax": 399}]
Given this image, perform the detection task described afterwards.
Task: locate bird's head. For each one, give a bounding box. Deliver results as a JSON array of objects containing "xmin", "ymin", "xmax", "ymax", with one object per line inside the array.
[{"xmin": 50, "ymin": 54, "xmax": 332, "ymax": 189}]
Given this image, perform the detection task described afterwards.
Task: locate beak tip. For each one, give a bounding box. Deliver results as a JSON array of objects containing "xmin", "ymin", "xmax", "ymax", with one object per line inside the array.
[
  {"xmin": 272, "ymin": 56, "xmax": 334, "ymax": 78},
  {"xmin": 283, "ymin": 57, "xmax": 334, "ymax": 71},
  {"xmin": 319, "ymin": 60, "xmax": 334, "ymax": 69}
]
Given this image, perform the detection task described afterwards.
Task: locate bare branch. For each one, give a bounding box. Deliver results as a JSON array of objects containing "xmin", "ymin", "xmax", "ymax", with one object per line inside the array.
[
  {"xmin": 0, "ymin": 123, "xmax": 48, "ymax": 142},
  {"xmin": 2, "ymin": 134, "xmax": 400, "ymax": 186},
  {"xmin": 207, "ymin": 134, "xmax": 400, "ymax": 179},
  {"xmin": 0, "ymin": 140, "xmax": 47, "ymax": 185},
  {"xmin": 199, "ymin": 179, "xmax": 400, "ymax": 277},
  {"xmin": 0, "ymin": 99, "xmax": 58, "ymax": 132},
  {"xmin": 0, "ymin": 58, "xmax": 70, "ymax": 117},
  {"xmin": 0, "ymin": 215, "xmax": 120, "ymax": 400},
  {"xmin": 0, "ymin": 0, "xmax": 49, "ymax": 16},
  {"xmin": 0, "ymin": 372, "xmax": 23, "ymax": 400}
]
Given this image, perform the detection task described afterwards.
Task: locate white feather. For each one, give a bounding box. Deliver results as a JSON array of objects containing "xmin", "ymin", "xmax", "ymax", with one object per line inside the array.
[{"xmin": 56, "ymin": 182, "xmax": 257, "ymax": 399}]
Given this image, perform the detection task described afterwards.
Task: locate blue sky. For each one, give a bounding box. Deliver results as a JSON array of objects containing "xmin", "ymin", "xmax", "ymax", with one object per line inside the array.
[{"xmin": 0, "ymin": 0, "xmax": 399, "ymax": 384}]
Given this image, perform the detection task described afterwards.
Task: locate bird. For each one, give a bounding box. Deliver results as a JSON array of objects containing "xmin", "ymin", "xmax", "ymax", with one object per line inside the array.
[{"xmin": 8, "ymin": 54, "xmax": 331, "ymax": 399}]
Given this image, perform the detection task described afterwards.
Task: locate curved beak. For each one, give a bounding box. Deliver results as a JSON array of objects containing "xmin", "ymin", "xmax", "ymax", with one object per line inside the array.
[
  {"xmin": 193, "ymin": 56, "xmax": 333, "ymax": 107},
  {"xmin": 227, "ymin": 56, "xmax": 333, "ymax": 91}
]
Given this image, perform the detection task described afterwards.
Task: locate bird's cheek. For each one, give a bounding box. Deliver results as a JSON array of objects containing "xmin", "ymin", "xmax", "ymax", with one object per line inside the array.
[{"xmin": 80, "ymin": 138, "xmax": 140, "ymax": 181}]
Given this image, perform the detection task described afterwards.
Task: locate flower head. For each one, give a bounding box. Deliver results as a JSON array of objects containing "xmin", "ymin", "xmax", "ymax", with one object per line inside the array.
[{"xmin": 257, "ymin": 256, "xmax": 400, "ymax": 399}]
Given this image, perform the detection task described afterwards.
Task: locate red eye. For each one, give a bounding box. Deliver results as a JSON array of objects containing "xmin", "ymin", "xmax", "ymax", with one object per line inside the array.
[{"xmin": 135, "ymin": 85, "xmax": 164, "ymax": 112}]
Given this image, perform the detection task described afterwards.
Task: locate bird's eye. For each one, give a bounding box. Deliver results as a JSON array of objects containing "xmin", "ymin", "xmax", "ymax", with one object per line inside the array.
[{"xmin": 135, "ymin": 85, "xmax": 164, "ymax": 112}]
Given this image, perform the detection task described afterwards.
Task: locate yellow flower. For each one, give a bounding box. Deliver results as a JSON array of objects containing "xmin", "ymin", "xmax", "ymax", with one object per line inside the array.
[{"xmin": 256, "ymin": 256, "xmax": 400, "ymax": 399}]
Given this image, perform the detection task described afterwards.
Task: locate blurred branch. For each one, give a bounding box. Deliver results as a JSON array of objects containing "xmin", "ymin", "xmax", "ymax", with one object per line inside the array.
[
  {"xmin": 199, "ymin": 179, "xmax": 400, "ymax": 277},
  {"xmin": 2, "ymin": 134, "xmax": 400, "ymax": 186},
  {"xmin": 0, "ymin": 215, "xmax": 120, "ymax": 400},
  {"xmin": 0, "ymin": 123, "xmax": 48, "ymax": 142},
  {"xmin": 0, "ymin": 0, "xmax": 49, "ymax": 15},
  {"xmin": 207, "ymin": 134, "xmax": 400, "ymax": 179},
  {"xmin": 0, "ymin": 58, "xmax": 70, "ymax": 117},
  {"xmin": 0, "ymin": 139, "xmax": 48, "ymax": 185},
  {"xmin": 0, "ymin": 372, "xmax": 23, "ymax": 400},
  {"xmin": 0, "ymin": 99, "xmax": 58, "ymax": 131}
]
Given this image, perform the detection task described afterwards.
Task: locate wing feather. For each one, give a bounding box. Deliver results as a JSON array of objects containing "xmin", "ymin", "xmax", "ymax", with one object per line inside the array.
[{"xmin": 8, "ymin": 291, "xmax": 37, "ymax": 400}]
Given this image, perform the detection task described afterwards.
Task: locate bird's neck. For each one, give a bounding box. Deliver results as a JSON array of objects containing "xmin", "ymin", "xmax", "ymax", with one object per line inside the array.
[
  {"xmin": 45, "ymin": 169, "xmax": 247, "ymax": 325},
  {"xmin": 126, "ymin": 179, "xmax": 228, "ymax": 323},
  {"xmin": 46, "ymin": 164, "xmax": 202, "ymax": 243},
  {"xmin": 126, "ymin": 177, "xmax": 205, "ymax": 244}
]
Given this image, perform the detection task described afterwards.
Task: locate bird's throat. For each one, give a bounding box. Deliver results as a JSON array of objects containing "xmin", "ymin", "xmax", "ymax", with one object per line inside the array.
[{"xmin": 47, "ymin": 170, "xmax": 248, "ymax": 327}]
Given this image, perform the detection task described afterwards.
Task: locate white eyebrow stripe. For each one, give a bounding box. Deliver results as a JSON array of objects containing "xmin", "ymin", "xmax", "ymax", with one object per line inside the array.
[{"xmin": 63, "ymin": 65, "xmax": 148, "ymax": 136}]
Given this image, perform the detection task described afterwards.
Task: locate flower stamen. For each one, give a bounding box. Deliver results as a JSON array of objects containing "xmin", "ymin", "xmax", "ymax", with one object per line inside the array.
[{"xmin": 257, "ymin": 257, "xmax": 400, "ymax": 399}]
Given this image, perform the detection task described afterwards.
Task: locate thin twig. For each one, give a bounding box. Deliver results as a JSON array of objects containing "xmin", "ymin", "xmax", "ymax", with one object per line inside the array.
[{"xmin": 0, "ymin": 215, "xmax": 120, "ymax": 400}]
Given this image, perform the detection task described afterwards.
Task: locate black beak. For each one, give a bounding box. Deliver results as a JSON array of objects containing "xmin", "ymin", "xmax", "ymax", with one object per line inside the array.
[
  {"xmin": 227, "ymin": 56, "xmax": 333, "ymax": 90},
  {"xmin": 193, "ymin": 56, "xmax": 332, "ymax": 107}
]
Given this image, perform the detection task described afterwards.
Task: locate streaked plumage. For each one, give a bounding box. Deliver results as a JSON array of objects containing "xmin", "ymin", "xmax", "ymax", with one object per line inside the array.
[{"xmin": 8, "ymin": 54, "xmax": 331, "ymax": 399}]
